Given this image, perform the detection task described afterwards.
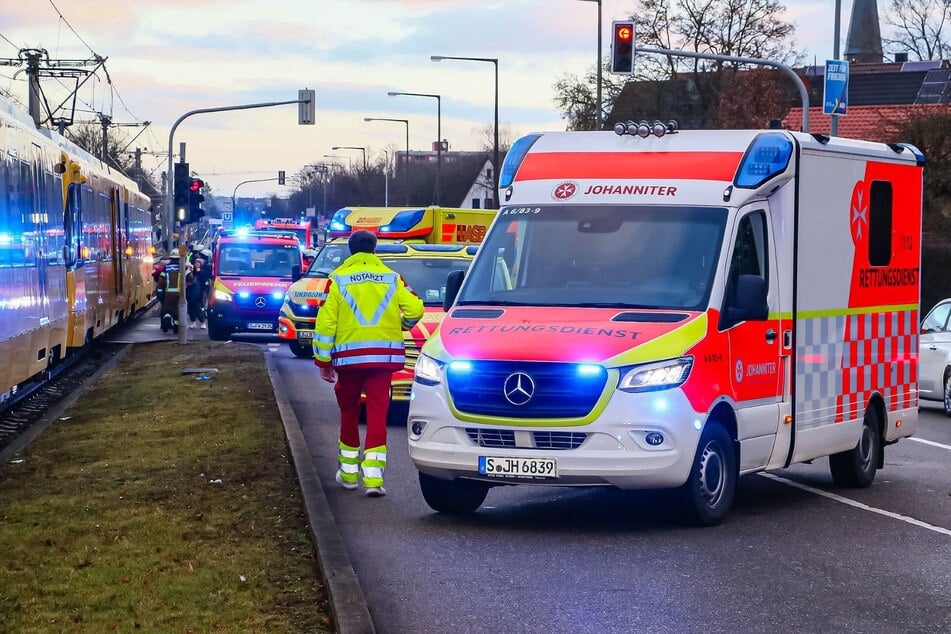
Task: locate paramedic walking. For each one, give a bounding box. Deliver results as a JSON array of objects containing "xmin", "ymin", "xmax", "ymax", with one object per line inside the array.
[{"xmin": 314, "ymin": 230, "xmax": 424, "ymax": 497}]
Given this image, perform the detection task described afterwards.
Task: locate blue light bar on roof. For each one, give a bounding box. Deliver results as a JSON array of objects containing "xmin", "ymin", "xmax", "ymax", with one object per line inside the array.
[
  {"xmin": 734, "ymin": 132, "xmax": 794, "ymax": 189},
  {"xmin": 500, "ymin": 133, "xmax": 542, "ymax": 189},
  {"xmin": 380, "ymin": 208, "xmax": 425, "ymax": 232}
]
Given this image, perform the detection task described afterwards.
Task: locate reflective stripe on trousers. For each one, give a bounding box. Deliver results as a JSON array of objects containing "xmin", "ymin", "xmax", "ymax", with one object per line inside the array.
[
  {"xmin": 338, "ymin": 440, "xmax": 360, "ymax": 484},
  {"xmin": 361, "ymin": 445, "xmax": 386, "ymax": 488}
]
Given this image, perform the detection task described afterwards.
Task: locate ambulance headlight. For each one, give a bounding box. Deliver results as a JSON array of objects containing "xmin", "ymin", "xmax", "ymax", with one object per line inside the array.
[
  {"xmin": 618, "ymin": 357, "xmax": 693, "ymax": 392},
  {"xmin": 415, "ymin": 354, "xmax": 446, "ymax": 386},
  {"xmin": 214, "ymin": 289, "xmax": 233, "ymax": 302}
]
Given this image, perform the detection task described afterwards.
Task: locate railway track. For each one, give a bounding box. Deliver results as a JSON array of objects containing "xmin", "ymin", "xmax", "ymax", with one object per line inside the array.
[{"xmin": 0, "ymin": 343, "xmax": 127, "ymax": 459}]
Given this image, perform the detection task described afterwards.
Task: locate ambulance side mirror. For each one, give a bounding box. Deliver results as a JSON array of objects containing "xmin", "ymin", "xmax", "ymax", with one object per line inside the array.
[
  {"xmin": 292, "ymin": 264, "xmax": 302, "ymax": 282},
  {"xmin": 444, "ymin": 269, "xmax": 465, "ymax": 312},
  {"xmin": 723, "ymin": 274, "xmax": 768, "ymax": 326}
]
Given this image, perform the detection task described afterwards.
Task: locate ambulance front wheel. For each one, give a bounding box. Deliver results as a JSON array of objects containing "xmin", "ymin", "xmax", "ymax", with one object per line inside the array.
[
  {"xmin": 419, "ymin": 472, "xmax": 488, "ymax": 514},
  {"xmin": 942, "ymin": 372, "xmax": 951, "ymax": 416},
  {"xmin": 829, "ymin": 406, "xmax": 881, "ymax": 488},
  {"xmin": 289, "ymin": 341, "xmax": 312, "ymax": 358},
  {"xmin": 680, "ymin": 423, "xmax": 737, "ymax": 527}
]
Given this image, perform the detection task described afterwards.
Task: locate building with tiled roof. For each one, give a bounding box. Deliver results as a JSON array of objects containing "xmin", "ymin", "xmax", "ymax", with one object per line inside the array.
[{"xmin": 782, "ymin": 104, "xmax": 951, "ymax": 142}]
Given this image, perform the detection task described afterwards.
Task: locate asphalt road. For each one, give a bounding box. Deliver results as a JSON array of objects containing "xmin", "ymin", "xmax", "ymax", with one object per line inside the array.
[{"xmin": 268, "ymin": 344, "xmax": 951, "ymax": 633}]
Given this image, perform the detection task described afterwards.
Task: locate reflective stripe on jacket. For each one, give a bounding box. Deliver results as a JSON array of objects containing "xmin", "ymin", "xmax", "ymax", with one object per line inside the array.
[{"xmin": 314, "ymin": 252, "xmax": 424, "ymax": 371}]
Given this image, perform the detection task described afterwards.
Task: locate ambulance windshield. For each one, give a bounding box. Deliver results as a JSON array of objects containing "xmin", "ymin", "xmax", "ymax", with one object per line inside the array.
[
  {"xmin": 306, "ymin": 243, "xmax": 349, "ymax": 277},
  {"xmin": 457, "ymin": 205, "xmax": 727, "ymax": 311}
]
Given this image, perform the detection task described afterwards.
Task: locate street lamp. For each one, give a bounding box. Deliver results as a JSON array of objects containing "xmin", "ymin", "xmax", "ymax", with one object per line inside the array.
[
  {"xmin": 388, "ymin": 91, "xmax": 441, "ymax": 205},
  {"xmin": 431, "ymin": 55, "xmax": 499, "ymax": 209},
  {"xmin": 365, "ymin": 117, "xmax": 410, "ymax": 205},
  {"xmin": 577, "ymin": 0, "xmax": 602, "ymax": 129},
  {"xmin": 322, "ymin": 154, "xmax": 352, "ymax": 171},
  {"xmin": 331, "ymin": 145, "xmax": 367, "ymax": 171}
]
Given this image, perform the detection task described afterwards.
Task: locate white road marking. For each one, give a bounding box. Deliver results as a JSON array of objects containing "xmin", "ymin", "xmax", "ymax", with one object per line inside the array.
[
  {"xmin": 759, "ymin": 473, "xmax": 951, "ymax": 538},
  {"xmin": 909, "ymin": 437, "xmax": 951, "ymax": 451}
]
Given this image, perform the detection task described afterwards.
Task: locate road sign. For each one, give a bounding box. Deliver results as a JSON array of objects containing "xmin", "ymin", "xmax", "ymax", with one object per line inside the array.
[
  {"xmin": 222, "ymin": 211, "xmax": 234, "ymax": 230},
  {"xmin": 823, "ymin": 60, "xmax": 849, "ymax": 116}
]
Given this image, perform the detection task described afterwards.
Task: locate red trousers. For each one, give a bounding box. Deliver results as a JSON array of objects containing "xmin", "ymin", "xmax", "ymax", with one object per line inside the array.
[{"xmin": 333, "ymin": 367, "xmax": 393, "ymax": 449}]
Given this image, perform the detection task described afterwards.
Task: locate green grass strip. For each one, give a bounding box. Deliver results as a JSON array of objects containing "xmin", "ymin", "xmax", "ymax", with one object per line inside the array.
[{"xmin": 0, "ymin": 341, "xmax": 331, "ymax": 632}]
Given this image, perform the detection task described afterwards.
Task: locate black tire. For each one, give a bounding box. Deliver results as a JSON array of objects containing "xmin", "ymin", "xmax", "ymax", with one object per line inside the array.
[
  {"xmin": 943, "ymin": 371, "xmax": 951, "ymax": 417},
  {"xmin": 207, "ymin": 321, "xmax": 229, "ymax": 342},
  {"xmin": 829, "ymin": 406, "xmax": 880, "ymax": 488},
  {"xmin": 386, "ymin": 401, "xmax": 409, "ymax": 426},
  {"xmin": 680, "ymin": 423, "xmax": 737, "ymax": 527},
  {"xmin": 289, "ymin": 341, "xmax": 312, "ymax": 358},
  {"xmin": 419, "ymin": 472, "xmax": 488, "ymax": 514}
]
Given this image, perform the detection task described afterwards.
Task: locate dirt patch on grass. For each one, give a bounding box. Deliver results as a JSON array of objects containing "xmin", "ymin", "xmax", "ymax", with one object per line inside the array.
[{"xmin": 0, "ymin": 341, "xmax": 332, "ymax": 632}]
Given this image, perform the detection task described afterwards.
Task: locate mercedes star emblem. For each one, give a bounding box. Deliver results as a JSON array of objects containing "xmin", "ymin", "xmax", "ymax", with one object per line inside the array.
[
  {"xmin": 503, "ymin": 372, "xmax": 535, "ymax": 406},
  {"xmin": 255, "ymin": 296, "xmax": 267, "ymax": 308}
]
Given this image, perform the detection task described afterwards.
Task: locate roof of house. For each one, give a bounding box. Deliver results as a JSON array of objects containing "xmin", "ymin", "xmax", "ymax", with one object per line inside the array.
[{"xmin": 782, "ymin": 104, "xmax": 951, "ymax": 142}]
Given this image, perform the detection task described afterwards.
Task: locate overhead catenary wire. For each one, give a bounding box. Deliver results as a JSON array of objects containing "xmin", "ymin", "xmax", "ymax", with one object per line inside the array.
[
  {"xmin": 0, "ymin": 32, "xmax": 20, "ymax": 51},
  {"xmin": 47, "ymin": 0, "xmax": 97, "ymax": 57}
]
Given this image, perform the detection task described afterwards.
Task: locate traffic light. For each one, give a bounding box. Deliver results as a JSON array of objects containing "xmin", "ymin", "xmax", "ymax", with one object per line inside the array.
[
  {"xmin": 278, "ymin": 170, "xmax": 285, "ymax": 185},
  {"xmin": 173, "ymin": 162, "xmax": 190, "ymax": 222},
  {"xmin": 187, "ymin": 178, "xmax": 205, "ymax": 223},
  {"xmin": 611, "ymin": 20, "xmax": 635, "ymax": 75}
]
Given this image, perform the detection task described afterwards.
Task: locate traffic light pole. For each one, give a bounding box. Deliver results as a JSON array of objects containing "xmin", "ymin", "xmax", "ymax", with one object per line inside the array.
[
  {"xmin": 166, "ymin": 95, "xmax": 314, "ymax": 345},
  {"xmin": 634, "ymin": 46, "xmax": 810, "ymax": 133},
  {"xmin": 231, "ymin": 177, "xmax": 280, "ymax": 216}
]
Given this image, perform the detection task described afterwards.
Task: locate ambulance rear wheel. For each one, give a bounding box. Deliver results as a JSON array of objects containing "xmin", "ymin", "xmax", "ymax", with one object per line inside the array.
[
  {"xmin": 419, "ymin": 473, "xmax": 488, "ymax": 514},
  {"xmin": 289, "ymin": 341, "xmax": 312, "ymax": 358},
  {"xmin": 829, "ymin": 406, "xmax": 880, "ymax": 488},
  {"xmin": 680, "ymin": 423, "xmax": 737, "ymax": 527}
]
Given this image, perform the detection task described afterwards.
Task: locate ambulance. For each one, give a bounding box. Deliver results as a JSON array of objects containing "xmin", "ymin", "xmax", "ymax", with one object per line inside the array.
[
  {"xmin": 255, "ymin": 217, "xmax": 314, "ymax": 248},
  {"xmin": 408, "ymin": 124, "xmax": 923, "ymax": 525},
  {"xmin": 278, "ymin": 206, "xmax": 495, "ymax": 401}
]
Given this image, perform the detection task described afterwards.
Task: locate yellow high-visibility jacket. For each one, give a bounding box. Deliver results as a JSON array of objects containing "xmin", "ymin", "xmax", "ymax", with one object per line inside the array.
[{"xmin": 313, "ymin": 252, "xmax": 424, "ymax": 371}]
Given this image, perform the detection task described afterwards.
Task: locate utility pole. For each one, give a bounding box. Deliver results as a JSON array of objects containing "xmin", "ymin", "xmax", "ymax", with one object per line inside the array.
[{"xmin": 0, "ymin": 48, "xmax": 104, "ymax": 130}]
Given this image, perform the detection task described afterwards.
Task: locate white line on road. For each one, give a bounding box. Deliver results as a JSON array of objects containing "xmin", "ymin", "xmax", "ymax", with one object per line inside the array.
[
  {"xmin": 909, "ymin": 437, "xmax": 951, "ymax": 451},
  {"xmin": 759, "ymin": 473, "xmax": 951, "ymax": 538}
]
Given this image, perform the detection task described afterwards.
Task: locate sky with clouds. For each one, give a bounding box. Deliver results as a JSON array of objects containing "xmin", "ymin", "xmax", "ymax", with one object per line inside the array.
[{"xmin": 1, "ymin": 0, "xmax": 855, "ymax": 198}]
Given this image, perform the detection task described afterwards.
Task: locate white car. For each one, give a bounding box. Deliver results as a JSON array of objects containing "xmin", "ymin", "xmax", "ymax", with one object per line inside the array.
[{"xmin": 919, "ymin": 298, "xmax": 951, "ymax": 415}]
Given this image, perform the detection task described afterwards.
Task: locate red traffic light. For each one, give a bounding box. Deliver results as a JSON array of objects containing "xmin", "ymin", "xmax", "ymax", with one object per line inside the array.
[
  {"xmin": 615, "ymin": 24, "xmax": 633, "ymax": 41},
  {"xmin": 189, "ymin": 178, "xmax": 204, "ymax": 192}
]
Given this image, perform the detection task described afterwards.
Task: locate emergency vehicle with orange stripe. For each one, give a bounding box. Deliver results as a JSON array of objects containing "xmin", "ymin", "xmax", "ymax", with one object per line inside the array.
[
  {"xmin": 408, "ymin": 124, "xmax": 923, "ymax": 525},
  {"xmin": 278, "ymin": 206, "xmax": 495, "ymax": 399}
]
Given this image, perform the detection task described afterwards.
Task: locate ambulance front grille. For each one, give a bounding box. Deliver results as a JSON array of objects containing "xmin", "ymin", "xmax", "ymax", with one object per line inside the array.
[{"xmin": 465, "ymin": 429, "xmax": 587, "ymax": 450}]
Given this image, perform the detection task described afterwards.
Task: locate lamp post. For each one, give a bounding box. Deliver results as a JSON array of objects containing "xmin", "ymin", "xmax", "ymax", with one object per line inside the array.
[
  {"xmin": 365, "ymin": 117, "xmax": 410, "ymax": 205},
  {"xmin": 331, "ymin": 145, "xmax": 367, "ymax": 171},
  {"xmin": 388, "ymin": 91, "xmax": 441, "ymax": 205},
  {"xmin": 431, "ymin": 55, "xmax": 499, "ymax": 208},
  {"xmin": 382, "ymin": 149, "xmax": 389, "ymax": 207},
  {"xmin": 322, "ymin": 154, "xmax": 352, "ymax": 171},
  {"xmin": 577, "ymin": 0, "xmax": 602, "ymax": 129}
]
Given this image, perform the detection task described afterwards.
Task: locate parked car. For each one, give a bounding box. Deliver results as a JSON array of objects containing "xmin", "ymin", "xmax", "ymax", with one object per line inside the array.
[{"xmin": 919, "ymin": 298, "xmax": 951, "ymax": 415}]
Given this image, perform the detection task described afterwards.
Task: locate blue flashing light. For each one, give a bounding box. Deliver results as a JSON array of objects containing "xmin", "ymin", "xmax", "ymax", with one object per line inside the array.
[
  {"xmin": 412, "ymin": 244, "xmax": 463, "ymax": 252},
  {"xmin": 271, "ymin": 291, "xmax": 284, "ymax": 300},
  {"xmin": 465, "ymin": 245, "xmax": 479, "ymax": 256},
  {"xmin": 379, "ymin": 208, "xmax": 425, "ymax": 233},
  {"xmin": 734, "ymin": 132, "xmax": 794, "ymax": 189},
  {"xmin": 652, "ymin": 397, "xmax": 669, "ymax": 413},
  {"xmin": 0, "ymin": 232, "xmax": 12, "ymax": 246},
  {"xmin": 235, "ymin": 227, "xmax": 251, "ymax": 237},
  {"xmin": 499, "ymin": 133, "xmax": 542, "ymax": 189},
  {"xmin": 576, "ymin": 363, "xmax": 603, "ymax": 377},
  {"xmin": 329, "ymin": 208, "xmax": 351, "ymax": 232},
  {"xmin": 448, "ymin": 360, "xmax": 472, "ymax": 373},
  {"xmin": 237, "ymin": 291, "xmax": 251, "ymax": 299},
  {"xmin": 375, "ymin": 244, "xmax": 409, "ymax": 254}
]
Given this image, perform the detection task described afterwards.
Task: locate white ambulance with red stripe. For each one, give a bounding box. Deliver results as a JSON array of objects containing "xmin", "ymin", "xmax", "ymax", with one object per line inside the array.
[{"xmin": 408, "ymin": 124, "xmax": 923, "ymax": 525}]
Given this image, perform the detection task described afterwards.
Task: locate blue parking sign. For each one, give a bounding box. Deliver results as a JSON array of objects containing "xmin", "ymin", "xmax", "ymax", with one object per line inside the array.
[{"xmin": 824, "ymin": 60, "xmax": 849, "ymax": 116}]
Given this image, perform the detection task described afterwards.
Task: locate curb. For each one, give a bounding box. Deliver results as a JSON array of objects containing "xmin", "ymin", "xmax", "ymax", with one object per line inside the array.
[{"xmin": 265, "ymin": 354, "xmax": 375, "ymax": 634}]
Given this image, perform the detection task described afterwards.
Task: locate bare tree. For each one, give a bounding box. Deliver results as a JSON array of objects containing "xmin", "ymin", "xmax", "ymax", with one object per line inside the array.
[
  {"xmin": 472, "ymin": 122, "xmax": 518, "ymax": 156},
  {"xmin": 553, "ymin": 0, "xmax": 801, "ymax": 129},
  {"xmin": 882, "ymin": 0, "xmax": 951, "ymax": 60}
]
